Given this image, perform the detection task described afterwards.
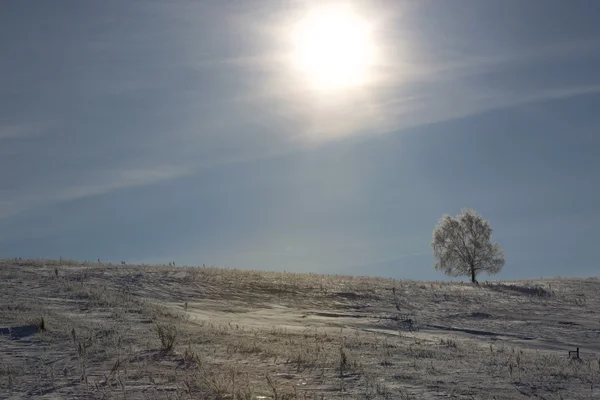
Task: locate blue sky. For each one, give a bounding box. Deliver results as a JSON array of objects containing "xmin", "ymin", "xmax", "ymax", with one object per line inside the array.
[{"xmin": 1, "ymin": 0, "xmax": 599, "ymax": 280}]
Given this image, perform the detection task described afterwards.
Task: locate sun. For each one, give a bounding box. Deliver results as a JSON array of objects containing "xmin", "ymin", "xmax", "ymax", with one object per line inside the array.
[{"xmin": 290, "ymin": 5, "xmax": 376, "ymax": 91}]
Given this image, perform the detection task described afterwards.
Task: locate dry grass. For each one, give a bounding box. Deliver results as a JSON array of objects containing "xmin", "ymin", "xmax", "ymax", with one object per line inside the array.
[{"xmin": 1, "ymin": 258, "xmax": 599, "ymax": 399}]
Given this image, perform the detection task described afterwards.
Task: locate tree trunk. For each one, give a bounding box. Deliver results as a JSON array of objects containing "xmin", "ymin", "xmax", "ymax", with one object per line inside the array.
[{"xmin": 470, "ymin": 267, "xmax": 478, "ymax": 284}]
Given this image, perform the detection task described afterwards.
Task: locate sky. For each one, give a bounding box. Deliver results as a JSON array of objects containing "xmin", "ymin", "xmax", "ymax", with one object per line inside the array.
[{"xmin": 1, "ymin": 0, "xmax": 599, "ymax": 280}]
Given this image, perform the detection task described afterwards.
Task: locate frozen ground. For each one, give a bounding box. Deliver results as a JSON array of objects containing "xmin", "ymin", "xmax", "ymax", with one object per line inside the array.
[{"xmin": 1, "ymin": 259, "xmax": 599, "ymax": 399}]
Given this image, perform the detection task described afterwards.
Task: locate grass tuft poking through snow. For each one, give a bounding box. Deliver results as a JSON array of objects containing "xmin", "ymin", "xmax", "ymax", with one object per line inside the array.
[{"xmin": 0, "ymin": 258, "xmax": 599, "ymax": 399}]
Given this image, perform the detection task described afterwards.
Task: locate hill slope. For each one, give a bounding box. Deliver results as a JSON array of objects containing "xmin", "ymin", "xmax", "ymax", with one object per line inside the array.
[{"xmin": 1, "ymin": 259, "xmax": 599, "ymax": 399}]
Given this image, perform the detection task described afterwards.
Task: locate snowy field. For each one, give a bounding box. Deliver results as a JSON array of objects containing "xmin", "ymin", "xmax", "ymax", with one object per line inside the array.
[{"xmin": 1, "ymin": 259, "xmax": 599, "ymax": 399}]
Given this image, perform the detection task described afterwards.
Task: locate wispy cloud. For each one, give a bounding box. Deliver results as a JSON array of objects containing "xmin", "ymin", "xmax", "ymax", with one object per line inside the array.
[
  {"xmin": 227, "ymin": 32, "xmax": 600, "ymax": 145},
  {"xmin": 3, "ymin": 0, "xmax": 599, "ymax": 228},
  {"xmin": 0, "ymin": 122, "xmax": 51, "ymax": 141},
  {"xmin": 0, "ymin": 165, "xmax": 190, "ymax": 220},
  {"xmin": 216, "ymin": 0, "xmax": 600, "ymax": 146}
]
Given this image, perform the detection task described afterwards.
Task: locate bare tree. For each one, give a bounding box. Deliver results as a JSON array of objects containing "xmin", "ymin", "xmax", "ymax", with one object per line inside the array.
[{"xmin": 431, "ymin": 209, "xmax": 505, "ymax": 283}]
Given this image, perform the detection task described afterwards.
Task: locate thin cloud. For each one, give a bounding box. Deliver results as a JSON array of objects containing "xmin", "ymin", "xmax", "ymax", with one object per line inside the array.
[
  {"xmin": 0, "ymin": 122, "xmax": 51, "ymax": 141},
  {"xmin": 227, "ymin": 33, "xmax": 600, "ymax": 145},
  {"xmin": 0, "ymin": 165, "xmax": 190, "ymax": 220},
  {"xmin": 218, "ymin": 1, "xmax": 600, "ymax": 146}
]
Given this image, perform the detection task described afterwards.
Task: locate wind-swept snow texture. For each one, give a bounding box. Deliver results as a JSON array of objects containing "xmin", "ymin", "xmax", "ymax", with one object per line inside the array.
[{"xmin": 1, "ymin": 259, "xmax": 599, "ymax": 399}]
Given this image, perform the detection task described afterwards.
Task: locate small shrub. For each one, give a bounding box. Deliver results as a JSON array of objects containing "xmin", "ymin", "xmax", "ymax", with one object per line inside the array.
[
  {"xmin": 440, "ymin": 337, "xmax": 457, "ymax": 348},
  {"xmin": 339, "ymin": 344, "xmax": 348, "ymax": 376},
  {"xmin": 38, "ymin": 316, "xmax": 46, "ymax": 332},
  {"xmin": 156, "ymin": 323, "xmax": 178, "ymax": 351},
  {"xmin": 265, "ymin": 372, "xmax": 279, "ymax": 400},
  {"xmin": 183, "ymin": 343, "xmax": 202, "ymax": 367}
]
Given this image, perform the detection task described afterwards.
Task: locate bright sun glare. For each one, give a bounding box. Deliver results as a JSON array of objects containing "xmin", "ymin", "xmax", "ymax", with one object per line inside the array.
[{"xmin": 291, "ymin": 5, "xmax": 375, "ymax": 91}]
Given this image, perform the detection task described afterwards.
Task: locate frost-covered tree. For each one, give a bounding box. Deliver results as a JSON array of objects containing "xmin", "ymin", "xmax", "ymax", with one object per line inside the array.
[{"xmin": 431, "ymin": 209, "xmax": 505, "ymax": 283}]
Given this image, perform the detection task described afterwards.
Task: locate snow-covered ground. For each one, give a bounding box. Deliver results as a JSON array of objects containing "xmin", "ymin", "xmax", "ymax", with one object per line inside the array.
[{"xmin": 1, "ymin": 259, "xmax": 599, "ymax": 399}]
